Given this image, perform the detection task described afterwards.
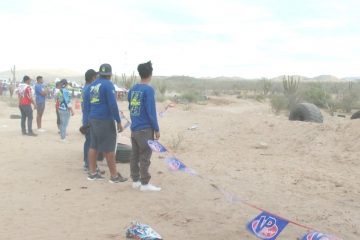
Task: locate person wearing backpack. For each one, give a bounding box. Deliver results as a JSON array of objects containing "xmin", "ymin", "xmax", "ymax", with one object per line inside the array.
[{"xmin": 57, "ymin": 79, "xmax": 74, "ymax": 141}]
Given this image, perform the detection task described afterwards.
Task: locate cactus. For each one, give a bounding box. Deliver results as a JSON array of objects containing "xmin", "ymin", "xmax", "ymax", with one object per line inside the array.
[
  {"xmin": 283, "ymin": 75, "xmax": 300, "ymax": 110},
  {"xmin": 121, "ymin": 72, "xmax": 137, "ymax": 90},
  {"xmin": 262, "ymin": 78, "xmax": 272, "ymax": 96},
  {"xmin": 283, "ymin": 75, "xmax": 299, "ymax": 96},
  {"xmin": 10, "ymin": 65, "xmax": 16, "ymax": 84}
]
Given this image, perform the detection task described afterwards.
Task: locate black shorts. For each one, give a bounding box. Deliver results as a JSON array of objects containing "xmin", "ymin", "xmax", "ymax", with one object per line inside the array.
[{"xmin": 89, "ymin": 119, "xmax": 117, "ymax": 153}]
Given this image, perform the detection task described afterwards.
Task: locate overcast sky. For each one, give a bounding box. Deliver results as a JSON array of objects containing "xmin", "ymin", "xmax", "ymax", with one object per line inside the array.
[{"xmin": 0, "ymin": 0, "xmax": 359, "ymax": 78}]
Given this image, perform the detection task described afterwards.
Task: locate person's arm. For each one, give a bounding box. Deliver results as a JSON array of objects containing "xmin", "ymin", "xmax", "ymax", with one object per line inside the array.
[
  {"xmin": 106, "ymin": 83, "xmax": 122, "ymax": 130},
  {"xmin": 40, "ymin": 86, "xmax": 47, "ymax": 97},
  {"xmin": 145, "ymin": 88, "xmax": 160, "ymax": 138},
  {"xmin": 65, "ymin": 89, "xmax": 74, "ymax": 116},
  {"xmin": 82, "ymin": 88, "xmax": 90, "ymax": 126},
  {"xmin": 28, "ymin": 87, "xmax": 37, "ymax": 109}
]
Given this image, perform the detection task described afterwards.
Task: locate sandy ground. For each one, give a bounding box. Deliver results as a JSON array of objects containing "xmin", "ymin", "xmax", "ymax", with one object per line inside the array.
[{"xmin": 0, "ymin": 96, "xmax": 359, "ymax": 240}]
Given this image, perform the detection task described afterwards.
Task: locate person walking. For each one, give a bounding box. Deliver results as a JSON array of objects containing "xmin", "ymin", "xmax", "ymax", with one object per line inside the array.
[
  {"xmin": 128, "ymin": 61, "xmax": 161, "ymax": 191},
  {"xmin": 35, "ymin": 76, "xmax": 48, "ymax": 132},
  {"xmin": 57, "ymin": 79, "xmax": 74, "ymax": 141},
  {"xmin": 18, "ymin": 75, "xmax": 37, "ymax": 136},
  {"xmin": 83, "ymin": 63, "xmax": 127, "ymax": 183}
]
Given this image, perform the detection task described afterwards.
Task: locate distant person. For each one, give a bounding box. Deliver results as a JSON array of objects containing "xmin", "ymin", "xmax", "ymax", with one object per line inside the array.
[
  {"xmin": 54, "ymin": 81, "xmax": 61, "ymax": 132},
  {"xmin": 18, "ymin": 75, "xmax": 37, "ymax": 136},
  {"xmin": 83, "ymin": 63, "xmax": 127, "ymax": 183},
  {"xmin": 9, "ymin": 82, "xmax": 14, "ymax": 98},
  {"xmin": 57, "ymin": 79, "xmax": 74, "ymax": 141},
  {"xmin": 81, "ymin": 69, "xmax": 97, "ymax": 171},
  {"xmin": 35, "ymin": 76, "xmax": 48, "ymax": 131},
  {"xmin": 128, "ymin": 61, "xmax": 161, "ymax": 191}
]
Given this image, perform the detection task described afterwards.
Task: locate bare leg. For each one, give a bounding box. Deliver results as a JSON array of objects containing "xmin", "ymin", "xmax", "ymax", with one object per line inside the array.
[
  {"xmin": 37, "ymin": 113, "xmax": 41, "ymax": 129},
  {"xmin": 104, "ymin": 152, "xmax": 117, "ymax": 177},
  {"xmin": 88, "ymin": 148, "xmax": 98, "ymax": 174}
]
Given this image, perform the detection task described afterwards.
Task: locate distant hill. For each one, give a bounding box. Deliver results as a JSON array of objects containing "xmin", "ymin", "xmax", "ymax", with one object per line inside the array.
[
  {"xmin": 0, "ymin": 68, "xmax": 357, "ymax": 83},
  {"xmin": 0, "ymin": 68, "xmax": 83, "ymax": 83}
]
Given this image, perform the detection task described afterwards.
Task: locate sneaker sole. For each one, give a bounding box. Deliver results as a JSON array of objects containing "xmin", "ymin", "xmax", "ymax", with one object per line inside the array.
[
  {"xmin": 109, "ymin": 178, "xmax": 128, "ymax": 183},
  {"xmin": 87, "ymin": 177, "xmax": 104, "ymax": 181}
]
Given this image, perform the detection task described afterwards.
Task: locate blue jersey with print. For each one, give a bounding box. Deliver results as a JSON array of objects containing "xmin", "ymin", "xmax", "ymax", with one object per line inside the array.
[
  {"xmin": 83, "ymin": 78, "xmax": 121, "ymax": 125},
  {"xmin": 58, "ymin": 88, "xmax": 72, "ymax": 111},
  {"xmin": 35, "ymin": 84, "xmax": 46, "ymax": 104},
  {"xmin": 128, "ymin": 83, "xmax": 159, "ymax": 132}
]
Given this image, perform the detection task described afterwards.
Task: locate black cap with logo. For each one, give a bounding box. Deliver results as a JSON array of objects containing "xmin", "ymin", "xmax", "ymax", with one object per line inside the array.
[{"xmin": 98, "ymin": 63, "xmax": 112, "ymax": 76}]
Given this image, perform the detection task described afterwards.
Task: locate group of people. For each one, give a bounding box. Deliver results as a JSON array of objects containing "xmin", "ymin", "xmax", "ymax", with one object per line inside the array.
[
  {"xmin": 17, "ymin": 61, "xmax": 162, "ymax": 192},
  {"xmin": 18, "ymin": 75, "xmax": 74, "ymax": 139},
  {"xmin": 82, "ymin": 62, "xmax": 161, "ymax": 191}
]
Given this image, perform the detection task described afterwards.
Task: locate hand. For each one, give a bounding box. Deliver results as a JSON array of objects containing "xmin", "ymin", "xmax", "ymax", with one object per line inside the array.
[
  {"xmin": 33, "ymin": 104, "xmax": 37, "ymax": 110},
  {"xmin": 117, "ymin": 122, "xmax": 123, "ymax": 133},
  {"xmin": 71, "ymin": 109, "xmax": 75, "ymax": 116},
  {"xmin": 154, "ymin": 131, "xmax": 160, "ymax": 140}
]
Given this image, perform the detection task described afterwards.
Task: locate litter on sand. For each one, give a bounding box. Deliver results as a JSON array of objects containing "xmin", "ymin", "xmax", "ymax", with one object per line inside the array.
[
  {"xmin": 187, "ymin": 124, "xmax": 198, "ymax": 131},
  {"xmin": 126, "ymin": 221, "xmax": 162, "ymax": 240}
]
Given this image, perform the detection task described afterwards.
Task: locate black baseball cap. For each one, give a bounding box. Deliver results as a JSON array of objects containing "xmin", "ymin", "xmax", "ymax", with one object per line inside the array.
[
  {"xmin": 60, "ymin": 79, "xmax": 68, "ymax": 87},
  {"xmin": 98, "ymin": 63, "xmax": 112, "ymax": 76}
]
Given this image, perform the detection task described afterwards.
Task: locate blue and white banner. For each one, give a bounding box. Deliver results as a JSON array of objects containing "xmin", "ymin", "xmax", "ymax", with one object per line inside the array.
[
  {"xmin": 147, "ymin": 140, "xmax": 167, "ymax": 153},
  {"xmin": 247, "ymin": 211, "xmax": 289, "ymax": 240},
  {"xmin": 301, "ymin": 232, "xmax": 343, "ymax": 240},
  {"xmin": 165, "ymin": 156, "xmax": 197, "ymax": 175}
]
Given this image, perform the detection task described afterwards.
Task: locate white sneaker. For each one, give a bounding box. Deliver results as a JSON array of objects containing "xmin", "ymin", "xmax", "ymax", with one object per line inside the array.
[
  {"xmin": 38, "ymin": 128, "xmax": 46, "ymax": 132},
  {"xmin": 140, "ymin": 183, "xmax": 161, "ymax": 192},
  {"xmin": 132, "ymin": 181, "xmax": 141, "ymax": 189}
]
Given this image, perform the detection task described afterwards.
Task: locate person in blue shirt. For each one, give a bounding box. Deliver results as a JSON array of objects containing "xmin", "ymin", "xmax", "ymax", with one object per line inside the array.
[
  {"xmin": 34, "ymin": 76, "xmax": 48, "ymax": 132},
  {"xmin": 80, "ymin": 69, "xmax": 97, "ymax": 171},
  {"xmin": 128, "ymin": 61, "xmax": 161, "ymax": 192},
  {"xmin": 57, "ymin": 79, "xmax": 74, "ymax": 141},
  {"xmin": 83, "ymin": 63, "xmax": 127, "ymax": 183}
]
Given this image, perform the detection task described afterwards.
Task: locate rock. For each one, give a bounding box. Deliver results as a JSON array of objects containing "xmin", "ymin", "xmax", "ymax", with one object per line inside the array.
[{"xmin": 255, "ymin": 142, "xmax": 268, "ymax": 149}]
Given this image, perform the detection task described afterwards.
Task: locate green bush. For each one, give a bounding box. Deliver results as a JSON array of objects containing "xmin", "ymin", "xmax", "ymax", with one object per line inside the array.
[
  {"xmin": 180, "ymin": 91, "xmax": 203, "ymax": 103},
  {"xmin": 301, "ymin": 83, "xmax": 329, "ymax": 108},
  {"xmin": 270, "ymin": 94, "xmax": 288, "ymax": 114}
]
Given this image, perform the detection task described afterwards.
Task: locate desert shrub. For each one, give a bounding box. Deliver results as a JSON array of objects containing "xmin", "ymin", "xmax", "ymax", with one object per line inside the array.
[
  {"xmin": 270, "ymin": 94, "xmax": 288, "ymax": 114},
  {"xmin": 170, "ymin": 133, "xmax": 185, "ymax": 152},
  {"xmin": 254, "ymin": 94, "xmax": 265, "ymax": 102},
  {"xmin": 156, "ymin": 94, "xmax": 166, "ymax": 103},
  {"xmin": 121, "ymin": 72, "xmax": 137, "ymax": 89},
  {"xmin": 339, "ymin": 91, "xmax": 359, "ymax": 113},
  {"xmin": 300, "ymin": 83, "xmax": 329, "ymax": 108},
  {"xmin": 180, "ymin": 91, "xmax": 203, "ymax": 103}
]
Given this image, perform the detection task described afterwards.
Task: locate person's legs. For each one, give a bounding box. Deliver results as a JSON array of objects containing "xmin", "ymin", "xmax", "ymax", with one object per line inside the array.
[
  {"xmin": 83, "ymin": 132, "xmax": 90, "ymax": 169},
  {"xmin": 36, "ymin": 102, "xmax": 45, "ymax": 129},
  {"xmin": 59, "ymin": 110, "xmax": 70, "ymax": 139},
  {"xmin": 130, "ymin": 132, "xmax": 140, "ymax": 182},
  {"xmin": 25, "ymin": 105, "xmax": 34, "ymax": 134},
  {"xmin": 136, "ymin": 129, "xmax": 154, "ymax": 185},
  {"xmin": 19, "ymin": 106, "xmax": 26, "ymax": 134},
  {"xmin": 56, "ymin": 109, "xmax": 60, "ymax": 130},
  {"xmin": 88, "ymin": 148, "xmax": 98, "ymax": 174},
  {"xmin": 104, "ymin": 151, "xmax": 117, "ymax": 177}
]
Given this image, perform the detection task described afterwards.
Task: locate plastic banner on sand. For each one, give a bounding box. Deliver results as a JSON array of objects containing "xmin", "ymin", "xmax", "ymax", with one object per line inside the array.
[
  {"xmin": 147, "ymin": 140, "xmax": 167, "ymax": 153},
  {"xmin": 123, "ymin": 121, "xmax": 131, "ymax": 129},
  {"xmin": 165, "ymin": 156, "xmax": 197, "ymax": 175},
  {"xmin": 301, "ymin": 232, "xmax": 343, "ymax": 240},
  {"xmin": 247, "ymin": 211, "xmax": 289, "ymax": 240},
  {"xmin": 126, "ymin": 222, "xmax": 162, "ymax": 240}
]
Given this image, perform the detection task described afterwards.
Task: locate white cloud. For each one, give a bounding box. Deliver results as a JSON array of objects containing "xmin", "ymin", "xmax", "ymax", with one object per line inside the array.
[{"xmin": 0, "ymin": 0, "xmax": 359, "ymax": 78}]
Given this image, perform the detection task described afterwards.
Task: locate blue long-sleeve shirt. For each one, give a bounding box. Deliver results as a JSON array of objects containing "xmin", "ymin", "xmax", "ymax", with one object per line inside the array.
[
  {"xmin": 83, "ymin": 78, "xmax": 121, "ymax": 126},
  {"xmin": 128, "ymin": 83, "xmax": 159, "ymax": 132}
]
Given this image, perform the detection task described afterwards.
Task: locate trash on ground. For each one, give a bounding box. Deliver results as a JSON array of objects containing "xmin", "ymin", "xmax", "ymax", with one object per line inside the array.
[{"xmin": 126, "ymin": 221, "xmax": 162, "ymax": 240}]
